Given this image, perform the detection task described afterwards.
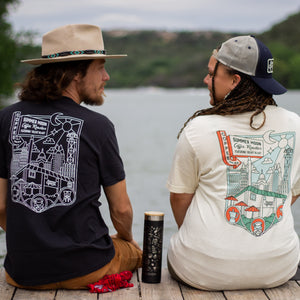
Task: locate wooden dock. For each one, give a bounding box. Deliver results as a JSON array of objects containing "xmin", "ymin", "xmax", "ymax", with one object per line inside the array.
[{"xmin": 1, "ymin": 267, "xmax": 300, "ymax": 300}]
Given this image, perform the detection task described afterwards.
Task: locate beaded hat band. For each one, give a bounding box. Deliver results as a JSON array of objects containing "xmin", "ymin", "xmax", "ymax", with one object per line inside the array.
[{"xmin": 41, "ymin": 49, "xmax": 106, "ymax": 59}]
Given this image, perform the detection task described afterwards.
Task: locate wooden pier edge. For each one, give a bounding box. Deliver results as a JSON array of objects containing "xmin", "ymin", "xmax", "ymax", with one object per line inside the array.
[{"xmin": 1, "ymin": 267, "xmax": 300, "ymax": 299}]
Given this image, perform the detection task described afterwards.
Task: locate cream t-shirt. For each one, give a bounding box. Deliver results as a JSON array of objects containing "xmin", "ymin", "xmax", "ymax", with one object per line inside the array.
[{"xmin": 167, "ymin": 106, "xmax": 300, "ymax": 290}]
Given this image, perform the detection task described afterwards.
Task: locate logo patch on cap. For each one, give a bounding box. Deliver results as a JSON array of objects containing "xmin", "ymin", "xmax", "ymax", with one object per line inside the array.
[{"xmin": 267, "ymin": 58, "xmax": 274, "ymax": 74}]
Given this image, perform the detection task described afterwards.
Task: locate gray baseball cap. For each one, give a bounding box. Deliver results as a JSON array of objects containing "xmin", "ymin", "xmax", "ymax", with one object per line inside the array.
[{"xmin": 213, "ymin": 35, "xmax": 287, "ymax": 95}]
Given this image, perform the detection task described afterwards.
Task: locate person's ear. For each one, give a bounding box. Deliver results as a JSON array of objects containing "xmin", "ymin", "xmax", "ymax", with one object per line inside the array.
[
  {"xmin": 232, "ymin": 74, "xmax": 241, "ymax": 88},
  {"xmin": 74, "ymin": 73, "xmax": 81, "ymax": 82}
]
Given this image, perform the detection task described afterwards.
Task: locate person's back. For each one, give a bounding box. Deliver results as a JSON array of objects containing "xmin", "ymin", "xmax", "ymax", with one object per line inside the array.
[
  {"xmin": 0, "ymin": 97, "xmax": 121, "ymax": 285},
  {"xmin": 168, "ymin": 106, "xmax": 300, "ymax": 290},
  {"xmin": 167, "ymin": 35, "xmax": 300, "ymax": 290},
  {"xmin": 0, "ymin": 24, "xmax": 142, "ymax": 290}
]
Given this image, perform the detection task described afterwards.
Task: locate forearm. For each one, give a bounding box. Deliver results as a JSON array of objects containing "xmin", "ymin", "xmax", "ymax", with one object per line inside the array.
[
  {"xmin": 0, "ymin": 213, "xmax": 6, "ymax": 231},
  {"xmin": 292, "ymin": 195, "xmax": 300, "ymax": 205},
  {"xmin": 170, "ymin": 192, "xmax": 194, "ymax": 228},
  {"xmin": 110, "ymin": 203, "xmax": 133, "ymax": 241},
  {"xmin": 104, "ymin": 180, "xmax": 134, "ymax": 242}
]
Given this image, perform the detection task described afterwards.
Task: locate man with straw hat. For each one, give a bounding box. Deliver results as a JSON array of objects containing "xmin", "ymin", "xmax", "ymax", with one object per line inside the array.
[
  {"xmin": 0, "ymin": 24, "xmax": 142, "ymax": 290},
  {"xmin": 167, "ymin": 35, "xmax": 300, "ymax": 290}
]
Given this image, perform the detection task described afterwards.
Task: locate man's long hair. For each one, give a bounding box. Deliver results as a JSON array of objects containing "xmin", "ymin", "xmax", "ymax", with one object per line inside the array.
[
  {"xmin": 18, "ymin": 60, "xmax": 93, "ymax": 102},
  {"xmin": 177, "ymin": 60, "xmax": 277, "ymax": 138}
]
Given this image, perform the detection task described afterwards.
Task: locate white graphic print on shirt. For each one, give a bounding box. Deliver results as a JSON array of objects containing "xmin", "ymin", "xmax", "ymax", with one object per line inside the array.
[
  {"xmin": 217, "ymin": 130, "xmax": 295, "ymax": 236},
  {"xmin": 9, "ymin": 112, "xmax": 83, "ymax": 213}
]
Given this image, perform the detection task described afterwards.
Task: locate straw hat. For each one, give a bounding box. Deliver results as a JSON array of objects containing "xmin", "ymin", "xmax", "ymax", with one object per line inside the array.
[{"xmin": 21, "ymin": 24, "xmax": 127, "ymax": 65}]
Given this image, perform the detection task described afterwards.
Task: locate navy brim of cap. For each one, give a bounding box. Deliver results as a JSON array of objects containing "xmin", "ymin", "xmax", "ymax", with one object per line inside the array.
[{"xmin": 251, "ymin": 76, "xmax": 287, "ymax": 95}]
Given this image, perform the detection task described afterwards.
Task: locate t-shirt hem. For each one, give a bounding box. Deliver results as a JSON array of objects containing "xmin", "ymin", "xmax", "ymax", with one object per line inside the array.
[
  {"xmin": 166, "ymin": 182, "xmax": 195, "ymax": 194},
  {"xmin": 6, "ymin": 252, "xmax": 115, "ymax": 286}
]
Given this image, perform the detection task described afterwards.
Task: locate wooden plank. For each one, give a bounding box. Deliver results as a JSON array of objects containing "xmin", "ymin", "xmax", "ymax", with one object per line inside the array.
[
  {"xmin": 224, "ymin": 289, "xmax": 268, "ymax": 300},
  {"xmin": 139, "ymin": 268, "xmax": 183, "ymax": 300},
  {"xmin": 98, "ymin": 270, "xmax": 140, "ymax": 299},
  {"xmin": 180, "ymin": 284, "xmax": 226, "ymax": 300},
  {"xmin": 0, "ymin": 268, "xmax": 15, "ymax": 300},
  {"xmin": 55, "ymin": 289, "xmax": 97, "ymax": 300},
  {"xmin": 13, "ymin": 288, "xmax": 56, "ymax": 300},
  {"xmin": 3, "ymin": 267, "xmax": 300, "ymax": 300},
  {"xmin": 264, "ymin": 280, "xmax": 300, "ymax": 300}
]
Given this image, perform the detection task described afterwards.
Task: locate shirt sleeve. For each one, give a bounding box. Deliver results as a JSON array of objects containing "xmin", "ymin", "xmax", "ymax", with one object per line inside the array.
[
  {"xmin": 98, "ymin": 121, "xmax": 125, "ymax": 187},
  {"xmin": 291, "ymin": 167, "xmax": 300, "ymax": 197},
  {"xmin": 167, "ymin": 130, "xmax": 199, "ymax": 194},
  {"xmin": 0, "ymin": 117, "xmax": 8, "ymax": 179},
  {"xmin": 291, "ymin": 128, "xmax": 300, "ymax": 196}
]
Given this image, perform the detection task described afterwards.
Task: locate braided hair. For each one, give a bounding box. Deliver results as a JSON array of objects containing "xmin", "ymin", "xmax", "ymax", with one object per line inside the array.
[{"xmin": 177, "ymin": 56, "xmax": 277, "ymax": 139}]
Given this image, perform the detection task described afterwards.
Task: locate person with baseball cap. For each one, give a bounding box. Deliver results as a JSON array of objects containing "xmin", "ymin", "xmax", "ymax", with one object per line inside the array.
[
  {"xmin": 167, "ymin": 35, "xmax": 300, "ymax": 290},
  {"xmin": 0, "ymin": 24, "xmax": 142, "ymax": 290}
]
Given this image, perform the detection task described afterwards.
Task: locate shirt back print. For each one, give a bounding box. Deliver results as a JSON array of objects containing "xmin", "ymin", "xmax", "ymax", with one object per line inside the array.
[
  {"xmin": 217, "ymin": 130, "xmax": 295, "ymax": 236},
  {"xmin": 9, "ymin": 112, "xmax": 83, "ymax": 213}
]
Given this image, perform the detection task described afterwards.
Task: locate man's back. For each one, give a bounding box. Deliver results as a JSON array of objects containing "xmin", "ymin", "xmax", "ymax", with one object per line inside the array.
[{"xmin": 0, "ymin": 97, "xmax": 124, "ymax": 285}]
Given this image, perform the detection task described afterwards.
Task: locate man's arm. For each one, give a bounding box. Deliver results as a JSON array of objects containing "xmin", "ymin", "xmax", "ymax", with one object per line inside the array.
[
  {"xmin": 104, "ymin": 179, "xmax": 140, "ymax": 249},
  {"xmin": 170, "ymin": 192, "xmax": 194, "ymax": 229},
  {"xmin": 0, "ymin": 178, "xmax": 7, "ymax": 231}
]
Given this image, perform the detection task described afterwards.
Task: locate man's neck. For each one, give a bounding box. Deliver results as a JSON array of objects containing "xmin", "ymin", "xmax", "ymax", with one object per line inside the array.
[{"xmin": 62, "ymin": 89, "xmax": 80, "ymax": 104}]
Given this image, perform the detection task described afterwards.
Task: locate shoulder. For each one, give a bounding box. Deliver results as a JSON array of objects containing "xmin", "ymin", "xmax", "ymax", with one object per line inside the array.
[
  {"xmin": 76, "ymin": 107, "xmax": 116, "ymax": 139},
  {"xmin": 66, "ymin": 102, "xmax": 114, "ymax": 129},
  {"xmin": 0, "ymin": 102, "xmax": 24, "ymax": 122},
  {"xmin": 266, "ymin": 105, "xmax": 299, "ymax": 117},
  {"xmin": 81, "ymin": 106, "xmax": 111, "ymax": 123},
  {"xmin": 184, "ymin": 114, "xmax": 227, "ymax": 137},
  {"xmin": 265, "ymin": 106, "xmax": 300, "ymax": 126}
]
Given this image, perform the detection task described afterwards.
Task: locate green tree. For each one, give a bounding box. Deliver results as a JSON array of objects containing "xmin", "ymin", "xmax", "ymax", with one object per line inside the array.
[
  {"xmin": 0, "ymin": 0, "xmax": 19, "ymax": 102},
  {"xmin": 288, "ymin": 54, "xmax": 300, "ymax": 89}
]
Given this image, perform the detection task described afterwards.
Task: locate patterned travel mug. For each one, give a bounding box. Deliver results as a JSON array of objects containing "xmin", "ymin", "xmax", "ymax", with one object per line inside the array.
[{"xmin": 142, "ymin": 211, "xmax": 164, "ymax": 283}]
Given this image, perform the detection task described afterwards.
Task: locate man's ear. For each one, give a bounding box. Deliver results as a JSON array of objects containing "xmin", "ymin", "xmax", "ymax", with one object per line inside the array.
[{"xmin": 73, "ymin": 73, "xmax": 81, "ymax": 82}]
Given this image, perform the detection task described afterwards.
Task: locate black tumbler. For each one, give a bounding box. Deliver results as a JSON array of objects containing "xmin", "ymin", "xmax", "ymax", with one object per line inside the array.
[{"xmin": 142, "ymin": 211, "xmax": 164, "ymax": 283}]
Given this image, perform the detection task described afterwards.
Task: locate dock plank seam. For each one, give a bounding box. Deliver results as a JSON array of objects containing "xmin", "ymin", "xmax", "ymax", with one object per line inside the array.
[
  {"xmin": 53, "ymin": 289, "xmax": 58, "ymax": 300},
  {"xmin": 262, "ymin": 290, "xmax": 271, "ymax": 300},
  {"xmin": 11, "ymin": 288, "xmax": 17, "ymax": 300},
  {"xmin": 135, "ymin": 269, "xmax": 142, "ymax": 300},
  {"xmin": 178, "ymin": 281, "xmax": 184, "ymax": 299},
  {"xmin": 222, "ymin": 291, "xmax": 228, "ymax": 300}
]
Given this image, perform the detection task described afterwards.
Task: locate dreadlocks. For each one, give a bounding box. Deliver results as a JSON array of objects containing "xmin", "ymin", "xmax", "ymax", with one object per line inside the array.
[{"xmin": 177, "ymin": 60, "xmax": 277, "ymax": 139}]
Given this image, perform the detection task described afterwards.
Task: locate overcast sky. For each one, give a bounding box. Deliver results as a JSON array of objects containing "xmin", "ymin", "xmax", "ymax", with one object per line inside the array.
[{"xmin": 8, "ymin": 0, "xmax": 300, "ymax": 40}]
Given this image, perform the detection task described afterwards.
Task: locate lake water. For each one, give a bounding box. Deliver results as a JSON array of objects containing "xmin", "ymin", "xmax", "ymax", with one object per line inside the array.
[{"xmin": 0, "ymin": 88, "xmax": 300, "ymax": 268}]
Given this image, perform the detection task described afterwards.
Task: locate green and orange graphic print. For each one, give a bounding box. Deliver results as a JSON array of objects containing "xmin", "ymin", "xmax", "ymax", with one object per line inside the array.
[{"xmin": 217, "ymin": 130, "xmax": 295, "ymax": 237}]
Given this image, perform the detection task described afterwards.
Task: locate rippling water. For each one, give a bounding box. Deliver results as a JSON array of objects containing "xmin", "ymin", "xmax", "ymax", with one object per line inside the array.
[{"xmin": 0, "ymin": 88, "xmax": 299, "ymax": 268}]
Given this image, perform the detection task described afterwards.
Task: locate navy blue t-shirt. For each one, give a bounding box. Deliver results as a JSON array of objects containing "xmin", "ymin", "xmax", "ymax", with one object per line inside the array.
[{"xmin": 0, "ymin": 97, "xmax": 125, "ymax": 285}]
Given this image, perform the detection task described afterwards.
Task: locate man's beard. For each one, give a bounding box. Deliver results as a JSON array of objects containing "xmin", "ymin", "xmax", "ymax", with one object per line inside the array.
[{"xmin": 80, "ymin": 91, "xmax": 106, "ymax": 106}]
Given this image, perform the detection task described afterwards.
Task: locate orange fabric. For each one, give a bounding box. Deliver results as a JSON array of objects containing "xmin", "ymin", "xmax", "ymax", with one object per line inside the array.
[{"xmin": 6, "ymin": 238, "xmax": 142, "ymax": 290}]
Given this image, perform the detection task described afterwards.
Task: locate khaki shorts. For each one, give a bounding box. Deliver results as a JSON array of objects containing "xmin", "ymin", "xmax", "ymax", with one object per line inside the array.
[{"xmin": 6, "ymin": 238, "xmax": 142, "ymax": 290}]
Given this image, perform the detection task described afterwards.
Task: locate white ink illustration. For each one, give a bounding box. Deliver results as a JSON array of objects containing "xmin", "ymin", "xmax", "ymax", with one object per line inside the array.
[
  {"xmin": 9, "ymin": 112, "xmax": 84, "ymax": 213},
  {"xmin": 217, "ymin": 130, "xmax": 295, "ymax": 236}
]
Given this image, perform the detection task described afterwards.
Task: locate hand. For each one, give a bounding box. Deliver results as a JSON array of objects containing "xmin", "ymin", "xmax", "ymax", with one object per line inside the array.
[
  {"xmin": 111, "ymin": 234, "xmax": 142, "ymax": 251},
  {"xmin": 129, "ymin": 239, "xmax": 142, "ymax": 251}
]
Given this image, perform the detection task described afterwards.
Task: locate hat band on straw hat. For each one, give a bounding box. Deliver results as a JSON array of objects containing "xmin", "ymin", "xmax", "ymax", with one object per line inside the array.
[{"xmin": 42, "ymin": 49, "xmax": 106, "ymax": 59}]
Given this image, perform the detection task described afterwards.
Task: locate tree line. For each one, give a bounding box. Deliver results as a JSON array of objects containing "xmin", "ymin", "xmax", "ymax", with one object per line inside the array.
[{"xmin": 1, "ymin": 0, "xmax": 300, "ymax": 105}]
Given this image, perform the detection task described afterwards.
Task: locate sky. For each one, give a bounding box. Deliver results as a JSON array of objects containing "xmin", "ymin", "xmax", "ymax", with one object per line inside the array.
[{"xmin": 7, "ymin": 0, "xmax": 300, "ymax": 41}]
